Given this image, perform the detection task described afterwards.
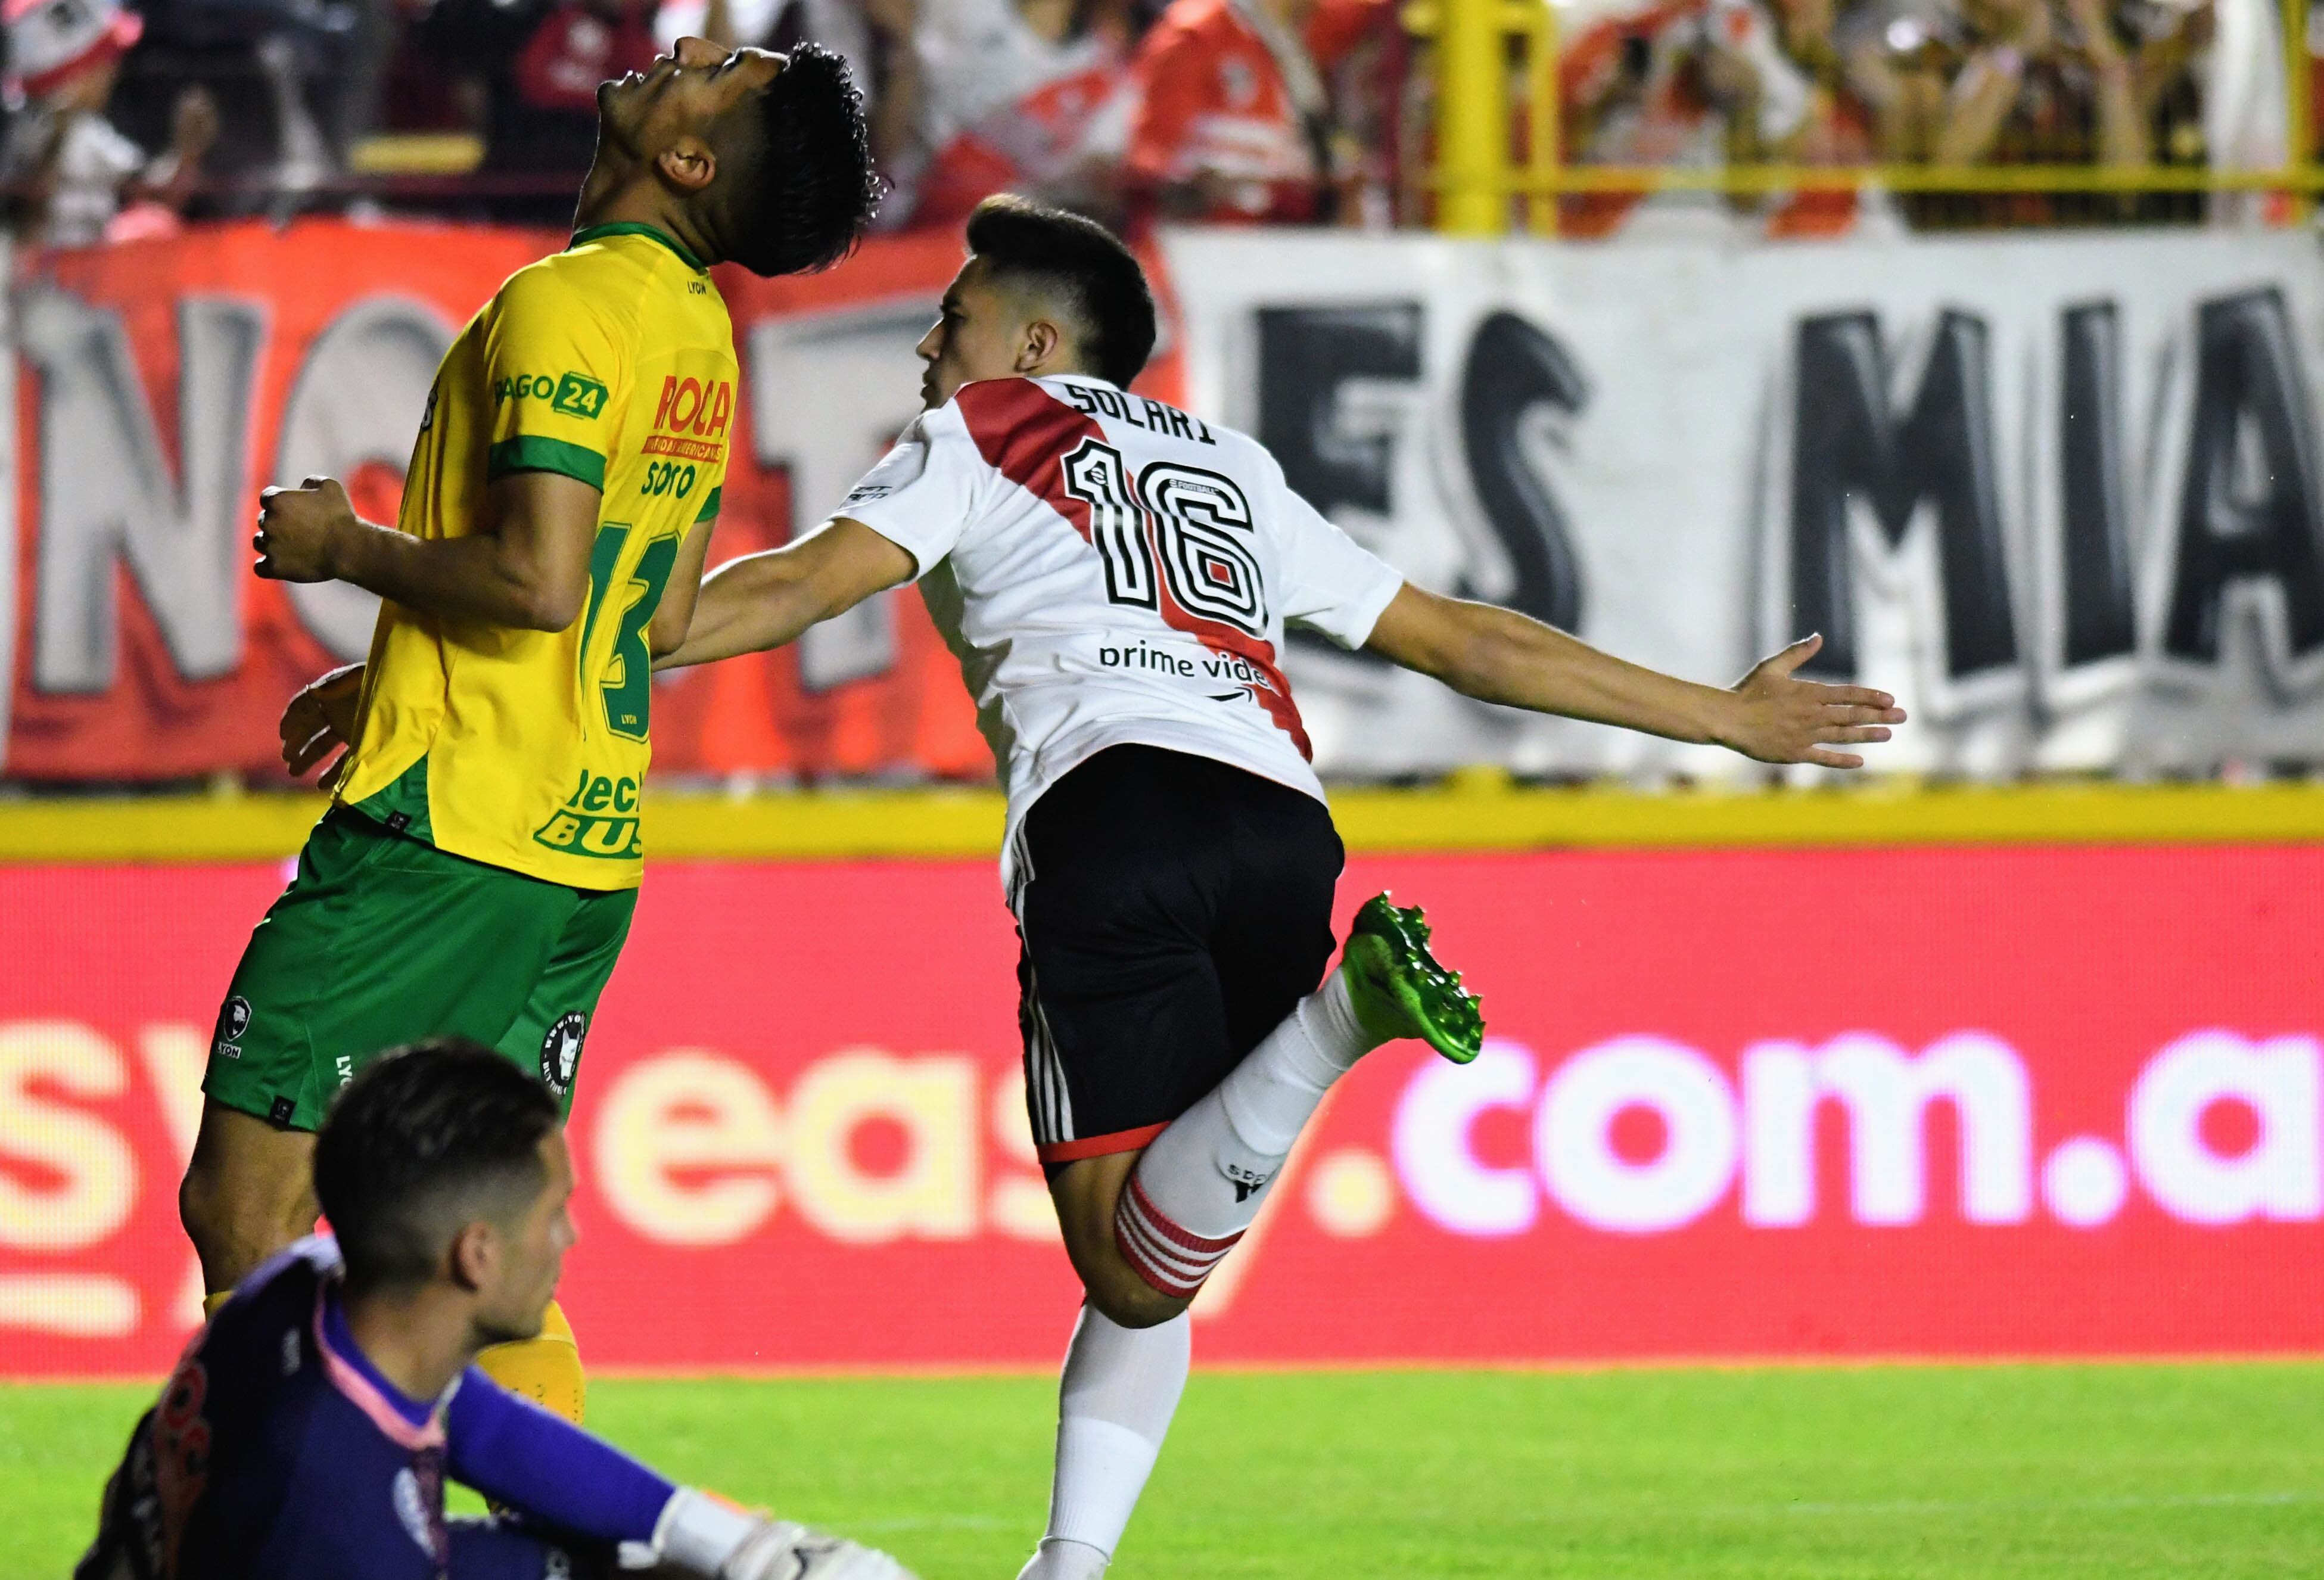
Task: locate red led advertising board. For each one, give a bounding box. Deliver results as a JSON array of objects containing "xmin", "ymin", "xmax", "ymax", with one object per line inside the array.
[{"xmin": 4, "ymin": 845, "xmax": 2319, "ymax": 1376}]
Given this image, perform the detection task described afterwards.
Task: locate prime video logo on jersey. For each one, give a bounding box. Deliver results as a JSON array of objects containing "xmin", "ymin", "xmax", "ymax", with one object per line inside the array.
[{"xmin": 1389, "ymin": 1031, "xmax": 2323, "ymax": 1237}]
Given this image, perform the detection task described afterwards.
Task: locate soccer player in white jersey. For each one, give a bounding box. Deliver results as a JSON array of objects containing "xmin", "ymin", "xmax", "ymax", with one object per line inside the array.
[{"xmin": 657, "ymin": 195, "xmax": 1906, "ymax": 1579}]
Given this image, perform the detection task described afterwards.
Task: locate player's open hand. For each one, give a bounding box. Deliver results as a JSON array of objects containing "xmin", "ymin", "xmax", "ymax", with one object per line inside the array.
[
  {"xmin": 1720, "ymin": 634, "xmax": 1906, "ymax": 769},
  {"xmin": 280, "ymin": 663, "xmax": 365, "ymax": 786},
  {"xmin": 254, "ymin": 476, "xmax": 354, "ymax": 583}
]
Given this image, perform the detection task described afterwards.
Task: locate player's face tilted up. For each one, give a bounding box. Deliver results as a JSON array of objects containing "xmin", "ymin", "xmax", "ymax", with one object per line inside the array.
[
  {"xmin": 587, "ymin": 35, "xmax": 883, "ymax": 281},
  {"xmin": 88, "ymin": 1040, "xmax": 913, "ymax": 1580},
  {"xmin": 654, "ymin": 195, "xmax": 1906, "ymax": 1580}
]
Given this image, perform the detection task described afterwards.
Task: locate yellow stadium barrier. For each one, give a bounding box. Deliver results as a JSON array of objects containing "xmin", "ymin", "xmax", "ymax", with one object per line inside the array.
[{"xmin": 0, "ymin": 779, "xmax": 2318, "ymax": 863}]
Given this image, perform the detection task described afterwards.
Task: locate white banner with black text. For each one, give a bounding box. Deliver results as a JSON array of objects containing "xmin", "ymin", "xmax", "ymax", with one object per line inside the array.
[{"xmin": 1165, "ymin": 226, "xmax": 2324, "ymax": 780}]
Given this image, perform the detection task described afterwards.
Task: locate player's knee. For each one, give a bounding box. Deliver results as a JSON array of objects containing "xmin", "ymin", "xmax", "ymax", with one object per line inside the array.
[
  {"xmin": 1096, "ymin": 1211, "xmax": 1202, "ymax": 1327},
  {"xmin": 1048, "ymin": 1151, "xmax": 1200, "ymax": 1327},
  {"xmin": 181, "ymin": 1105, "xmax": 316, "ymax": 1287},
  {"xmin": 179, "ymin": 1150, "xmax": 251, "ymax": 1274},
  {"xmin": 177, "ymin": 1155, "xmax": 218, "ymax": 1248},
  {"xmin": 1083, "ymin": 1257, "xmax": 1191, "ymax": 1330},
  {"xmin": 1057, "ymin": 1214, "xmax": 1190, "ymax": 1328}
]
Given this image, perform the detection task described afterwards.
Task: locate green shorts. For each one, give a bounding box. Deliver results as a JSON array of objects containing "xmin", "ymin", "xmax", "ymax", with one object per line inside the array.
[{"xmin": 204, "ymin": 809, "xmax": 639, "ymax": 1131}]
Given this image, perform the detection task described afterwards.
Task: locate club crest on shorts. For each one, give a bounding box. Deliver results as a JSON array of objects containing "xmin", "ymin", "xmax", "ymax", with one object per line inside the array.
[
  {"xmin": 540, "ymin": 1012, "xmax": 587, "ymax": 1096},
  {"xmin": 213, "ymin": 996, "xmax": 252, "ymax": 1056}
]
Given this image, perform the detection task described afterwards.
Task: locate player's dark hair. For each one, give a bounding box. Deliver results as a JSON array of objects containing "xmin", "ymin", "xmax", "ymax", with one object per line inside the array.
[
  {"xmin": 966, "ymin": 194, "xmax": 1156, "ymax": 388},
  {"xmin": 313, "ymin": 1038, "xmax": 561, "ymax": 1294},
  {"xmin": 709, "ymin": 42, "xmax": 883, "ymax": 278}
]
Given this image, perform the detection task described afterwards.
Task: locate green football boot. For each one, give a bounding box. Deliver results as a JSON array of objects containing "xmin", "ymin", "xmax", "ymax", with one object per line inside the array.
[{"xmin": 1340, "ymin": 892, "xmax": 1485, "ymax": 1065}]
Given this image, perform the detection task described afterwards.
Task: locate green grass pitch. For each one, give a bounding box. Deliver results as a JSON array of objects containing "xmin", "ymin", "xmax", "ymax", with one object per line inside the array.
[{"xmin": 7, "ymin": 1363, "xmax": 2322, "ymax": 1577}]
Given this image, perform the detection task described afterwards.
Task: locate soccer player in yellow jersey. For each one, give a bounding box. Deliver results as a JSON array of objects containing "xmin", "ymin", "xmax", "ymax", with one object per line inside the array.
[{"xmin": 176, "ymin": 37, "xmax": 882, "ymax": 1422}]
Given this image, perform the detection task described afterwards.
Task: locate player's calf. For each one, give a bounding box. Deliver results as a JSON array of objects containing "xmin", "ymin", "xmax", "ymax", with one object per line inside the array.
[
  {"xmin": 1109, "ymin": 895, "xmax": 1483, "ymax": 1308},
  {"xmin": 179, "ymin": 1099, "xmax": 321, "ymax": 1301}
]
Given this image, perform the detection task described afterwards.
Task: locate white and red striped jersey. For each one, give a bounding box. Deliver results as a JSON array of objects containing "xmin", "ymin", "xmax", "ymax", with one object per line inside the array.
[{"xmin": 829, "ymin": 372, "xmax": 1404, "ymax": 889}]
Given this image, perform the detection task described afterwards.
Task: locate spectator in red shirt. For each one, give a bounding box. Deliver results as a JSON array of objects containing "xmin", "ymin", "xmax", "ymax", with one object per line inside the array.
[
  {"xmin": 416, "ymin": 0, "xmax": 659, "ymax": 219},
  {"xmin": 1124, "ymin": 0, "xmax": 1387, "ymax": 224},
  {"xmin": 908, "ymin": 0, "xmax": 1145, "ymax": 228}
]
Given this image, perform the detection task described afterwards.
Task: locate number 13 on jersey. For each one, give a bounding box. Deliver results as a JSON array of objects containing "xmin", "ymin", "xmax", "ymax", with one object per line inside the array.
[{"xmin": 579, "ymin": 522, "xmax": 679, "ymax": 741}]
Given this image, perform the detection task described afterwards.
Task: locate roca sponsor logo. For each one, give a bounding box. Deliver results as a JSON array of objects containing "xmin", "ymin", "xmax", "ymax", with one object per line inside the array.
[
  {"xmin": 643, "ymin": 374, "xmax": 734, "ymax": 464},
  {"xmin": 1390, "ymin": 1030, "xmax": 2324, "ymax": 1237},
  {"xmin": 650, "ymin": 375, "xmax": 733, "ymax": 438}
]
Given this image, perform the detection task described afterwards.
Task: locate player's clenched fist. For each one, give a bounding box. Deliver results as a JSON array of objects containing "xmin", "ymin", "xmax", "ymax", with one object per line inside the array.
[
  {"xmin": 253, "ymin": 475, "xmax": 356, "ymax": 582},
  {"xmin": 1718, "ymin": 633, "xmax": 1908, "ymax": 770},
  {"xmin": 721, "ymin": 1519, "xmax": 916, "ymax": 1580}
]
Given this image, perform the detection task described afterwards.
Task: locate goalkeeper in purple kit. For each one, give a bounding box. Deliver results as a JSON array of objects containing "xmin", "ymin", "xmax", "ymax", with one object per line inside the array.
[{"xmin": 79, "ymin": 1039, "xmax": 910, "ymax": 1580}]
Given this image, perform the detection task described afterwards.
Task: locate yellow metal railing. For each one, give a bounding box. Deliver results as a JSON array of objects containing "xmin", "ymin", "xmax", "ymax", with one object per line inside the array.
[
  {"xmin": 1410, "ymin": 0, "xmax": 2320, "ymax": 234},
  {"xmin": 2290, "ymin": 0, "xmax": 2312, "ymax": 196}
]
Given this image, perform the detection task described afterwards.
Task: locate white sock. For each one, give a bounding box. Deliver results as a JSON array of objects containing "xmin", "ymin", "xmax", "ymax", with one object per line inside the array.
[
  {"xmin": 1017, "ymin": 1538, "xmax": 1111, "ymax": 1580},
  {"xmin": 1115, "ymin": 971, "xmax": 1379, "ymax": 1293},
  {"xmin": 1018, "ymin": 1304, "xmax": 1191, "ymax": 1579}
]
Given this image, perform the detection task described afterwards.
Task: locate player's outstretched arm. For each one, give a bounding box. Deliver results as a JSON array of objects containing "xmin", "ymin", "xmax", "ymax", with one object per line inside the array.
[
  {"xmin": 1363, "ymin": 584, "xmax": 1906, "ymax": 769},
  {"xmin": 652, "ymin": 519, "xmax": 916, "ymax": 671},
  {"xmin": 446, "ymin": 1371, "xmax": 914, "ymax": 1578},
  {"xmin": 253, "ymin": 472, "xmax": 601, "ymax": 633},
  {"xmin": 648, "ymin": 517, "xmax": 721, "ymax": 660}
]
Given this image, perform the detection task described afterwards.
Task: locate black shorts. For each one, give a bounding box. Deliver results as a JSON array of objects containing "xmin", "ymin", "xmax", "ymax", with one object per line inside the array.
[{"xmin": 1012, "ymin": 744, "xmax": 1346, "ymax": 1171}]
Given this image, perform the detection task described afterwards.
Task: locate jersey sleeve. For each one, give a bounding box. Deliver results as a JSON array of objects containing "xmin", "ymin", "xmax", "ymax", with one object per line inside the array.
[
  {"xmin": 482, "ymin": 265, "xmax": 630, "ymax": 492},
  {"xmin": 692, "ymin": 442, "xmax": 729, "ymax": 528},
  {"xmin": 826, "ymin": 401, "xmax": 990, "ymax": 576},
  {"xmin": 446, "ymin": 1517, "xmax": 586, "ymax": 1580},
  {"xmin": 445, "ymin": 1368, "xmax": 676, "ymax": 1546},
  {"xmin": 1269, "ymin": 460, "xmax": 1405, "ymax": 648}
]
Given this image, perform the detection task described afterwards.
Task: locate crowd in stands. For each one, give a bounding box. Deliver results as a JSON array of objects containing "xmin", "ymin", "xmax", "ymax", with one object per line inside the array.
[
  {"xmin": 0, "ymin": 0, "xmax": 2304, "ymax": 246},
  {"xmin": 1559, "ymin": 0, "xmax": 2288, "ymax": 231}
]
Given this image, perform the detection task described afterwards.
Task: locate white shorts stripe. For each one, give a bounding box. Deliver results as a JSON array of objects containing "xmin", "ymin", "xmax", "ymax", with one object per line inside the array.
[
  {"xmin": 1017, "ymin": 898, "xmax": 1075, "ymax": 1149},
  {"xmin": 1032, "ymin": 990, "xmax": 1074, "ymax": 1146}
]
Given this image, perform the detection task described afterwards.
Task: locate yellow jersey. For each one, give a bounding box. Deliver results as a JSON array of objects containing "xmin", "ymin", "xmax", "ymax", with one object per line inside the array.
[{"xmin": 334, "ymin": 223, "xmax": 737, "ymax": 889}]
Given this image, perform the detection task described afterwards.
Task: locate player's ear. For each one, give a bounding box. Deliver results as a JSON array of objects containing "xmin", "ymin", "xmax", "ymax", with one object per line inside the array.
[
  {"xmin": 446, "ymin": 1220, "xmax": 496, "ymax": 1293},
  {"xmin": 655, "ymin": 135, "xmax": 717, "ymax": 197},
  {"xmin": 1016, "ymin": 317, "xmax": 1062, "ymax": 374}
]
